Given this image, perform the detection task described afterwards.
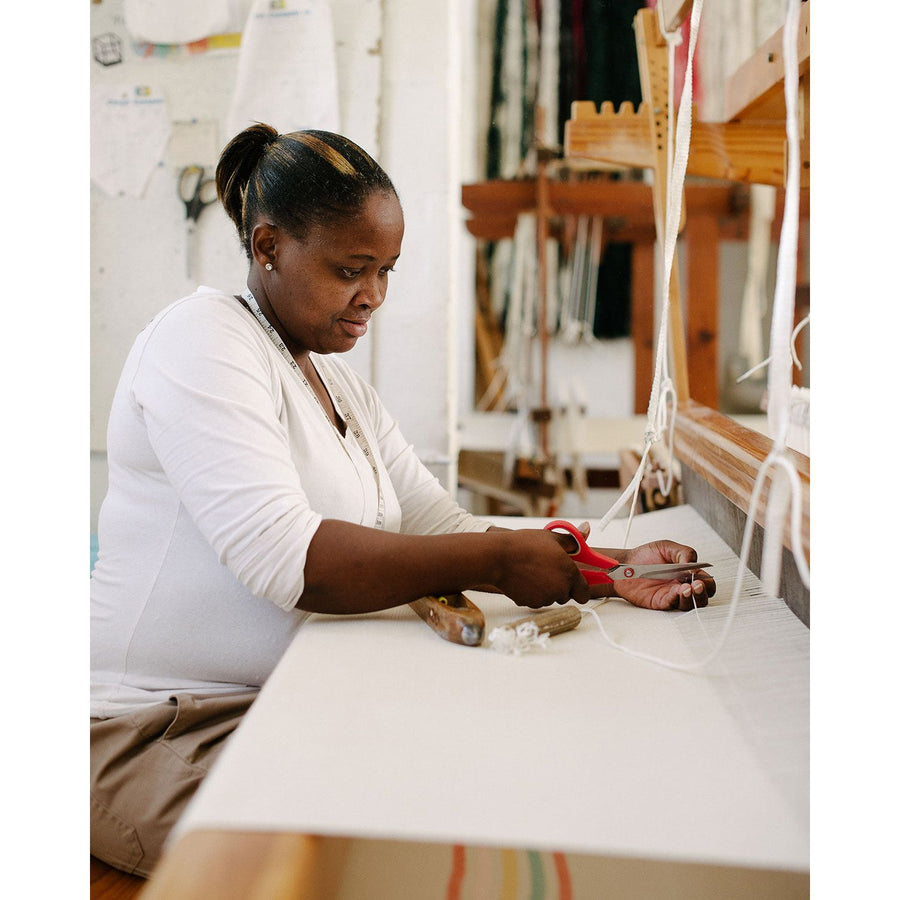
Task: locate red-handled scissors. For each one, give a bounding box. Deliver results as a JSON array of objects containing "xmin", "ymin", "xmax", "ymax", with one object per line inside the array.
[{"xmin": 544, "ymin": 520, "xmax": 712, "ymax": 586}]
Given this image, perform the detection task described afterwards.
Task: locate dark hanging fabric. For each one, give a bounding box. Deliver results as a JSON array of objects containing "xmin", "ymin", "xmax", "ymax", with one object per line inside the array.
[
  {"xmin": 520, "ymin": 0, "xmax": 537, "ymax": 163},
  {"xmin": 582, "ymin": 0, "xmax": 644, "ymax": 340},
  {"xmin": 584, "ymin": 0, "xmax": 644, "ymax": 109},
  {"xmin": 592, "ymin": 242, "xmax": 632, "ymax": 338},
  {"xmin": 558, "ymin": 0, "xmax": 643, "ymax": 142},
  {"xmin": 570, "ymin": 0, "xmax": 587, "ymax": 98},
  {"xmin": 486, "ymin": 0, "xmax": 644, "ymax": 342},
  {"xmin": 556, "ymin": 2, "xmax": 577, "ymax": 143},
  {"xmin": 484, "ymin": 0, "xmax": 511, "ymax": 290},
  {"xmin": 486, "ymin": 0, "xmax": 510, "ymax": 181}
]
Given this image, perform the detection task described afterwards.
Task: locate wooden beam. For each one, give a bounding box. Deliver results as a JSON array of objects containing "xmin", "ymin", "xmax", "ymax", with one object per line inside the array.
[
  {"xmin": 722, "ymin": 1, "xmax": 810, "ymax": 124},
  {"xmin": 461, "ymin": 178, "xmax": 656, "ymax": 220},
  {"xmin": 566, "ymin": 100, "xmax": 803, "ymax": 188},
  {"xmin": 565, "ymin": 100, "xmax": 655, "ymax": 169},
  {"xmin": 633, "ymin": 7, "xmax": 691, "ymax": 401},
  {"xmin": 685, "ymin": 212, "xmax": 719, "ymax": 409},
  {"xmin": 630, "ymin": 239, "xmax": 656, "ymax": 415},
  {"xmin": 686, "ymin": 117, "xmax": 791, "ymax": 185},
  {"xmin": 461, "ymin": 180, "xmax": 768, "ymax": 227},
  {"xmin": 673, "ymin": 401, "xmax": 809, "ymax": 560}
]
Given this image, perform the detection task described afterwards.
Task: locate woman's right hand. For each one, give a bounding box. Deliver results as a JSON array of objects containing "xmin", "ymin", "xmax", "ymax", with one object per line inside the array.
[{"xmin": 491, "ymin": 529, "xmax": 591, "ymax": 608}]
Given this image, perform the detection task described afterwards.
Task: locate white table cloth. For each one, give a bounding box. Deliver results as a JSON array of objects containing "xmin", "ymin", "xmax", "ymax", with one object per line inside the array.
[{"xmin": 171, "ymin": 506, "xmax": 809, "ymax": 872}]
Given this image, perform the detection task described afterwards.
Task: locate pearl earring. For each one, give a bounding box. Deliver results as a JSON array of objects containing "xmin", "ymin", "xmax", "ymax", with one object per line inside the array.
[{"xmin": 265, "ymin": 263, "xmax": 273, "ymax": 271}]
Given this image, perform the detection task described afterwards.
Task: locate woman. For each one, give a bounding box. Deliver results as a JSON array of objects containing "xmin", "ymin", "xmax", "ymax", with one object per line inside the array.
[{"xmin": 90, "ymin": 124, "xmax": 714, "ymax": 876}]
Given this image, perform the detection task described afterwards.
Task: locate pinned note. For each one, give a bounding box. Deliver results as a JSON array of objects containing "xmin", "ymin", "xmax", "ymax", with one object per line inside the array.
[
  {"xmin": 168, "ymin": 120, "xmax": 219, "ymax": 169},
  {"xmin": 226, "ymin": 0, "xmax": 339, "ymax": 136},
  {"xmin": 91, "ymin": 84, "xmax": 170, "ymax": 198}
]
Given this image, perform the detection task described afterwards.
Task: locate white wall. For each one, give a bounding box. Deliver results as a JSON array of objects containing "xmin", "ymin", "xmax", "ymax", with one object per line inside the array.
[{"xmin": 90, "ymin": 0, "xmax": 477, "ymax": 530}]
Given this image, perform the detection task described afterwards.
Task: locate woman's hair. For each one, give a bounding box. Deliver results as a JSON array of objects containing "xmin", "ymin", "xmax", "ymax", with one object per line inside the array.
[{"xmin": 216, "ymin": 123, "xmax": 398, "ymax": 260}]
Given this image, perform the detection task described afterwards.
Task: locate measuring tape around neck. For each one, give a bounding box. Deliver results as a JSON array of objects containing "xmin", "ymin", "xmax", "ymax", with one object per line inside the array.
[{"xmin": 241, "ymin": 288, "xmax": 386, "ymax": 530}]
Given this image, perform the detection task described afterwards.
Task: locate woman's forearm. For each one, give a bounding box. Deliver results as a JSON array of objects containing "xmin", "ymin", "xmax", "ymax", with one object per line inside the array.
[
  {"xmin": 298, "ymin": 519, "xmax": 508, "ymax": 614},
  {"xmin": 299, "ymin": 519, "xmax": 593, "ymax": 613}
]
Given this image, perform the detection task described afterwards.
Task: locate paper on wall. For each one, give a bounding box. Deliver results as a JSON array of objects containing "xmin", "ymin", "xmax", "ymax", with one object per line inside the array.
[
  {"xmin": 122, "ymin": 0, "xmax": 246, "ymax": 45},
  {"xmin": 168, "ymin": 120, "xmax": 220, "ymax": 169},
  {"xmin": 226, "ymin": 0, "xmax": 340, "ymax": 138},
  {"xmin": 91, "ymin": 84, "xmax": 171, "ymax": 198},
  {"xmin": 331, "ymin": 0, "xmax": 382, "ymax": 153}
]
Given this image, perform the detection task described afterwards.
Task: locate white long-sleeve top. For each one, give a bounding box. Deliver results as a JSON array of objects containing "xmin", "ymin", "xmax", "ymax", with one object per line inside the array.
[{"xmin": 91, "ymin": 288, "xmax": 490, "ymax": 717}]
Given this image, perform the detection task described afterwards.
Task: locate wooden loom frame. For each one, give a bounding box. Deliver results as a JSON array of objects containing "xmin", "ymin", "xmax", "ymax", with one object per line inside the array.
[{"xmin": 564, "ymin": 2, "xmax": 810, "ymax": 620}]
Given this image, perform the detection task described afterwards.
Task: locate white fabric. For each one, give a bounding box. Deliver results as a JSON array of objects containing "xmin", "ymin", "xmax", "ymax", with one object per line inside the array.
[
  {"xmin": 91, "ymin": 287, "xmax": 489, "ymax": 717},
  {"xmin": 225, "ymin": 0, "xmax": 340, "ymax": 137},
  {"xmin": 172, "ymin": 507, "xmax": 808, "ymax": 871},
  {"xmin": 122, "ymin": 0, "xmax": 241, "ymax": 45}
]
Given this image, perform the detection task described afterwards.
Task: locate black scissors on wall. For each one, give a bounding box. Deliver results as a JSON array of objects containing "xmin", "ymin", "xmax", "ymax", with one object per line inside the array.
[{"xmin": 179, "ymin": 165, "xmax": 218, "ymax": 278}]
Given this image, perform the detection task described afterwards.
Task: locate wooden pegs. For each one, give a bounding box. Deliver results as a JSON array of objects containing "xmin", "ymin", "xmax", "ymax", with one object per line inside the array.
[
  {"xmin": 409, "ymin": 593, "xmax": 485, "ymax": 647},
  {"xmin": 504, "ymin": 605, "xmax": 582, "ymax": 638},
  {"xmin": 564, "ymin": 104, "xmax": 655, "ymax": 169},
  {"xmin": 570, "ymin": 100, "xmax": 599, "ymax": 120}
]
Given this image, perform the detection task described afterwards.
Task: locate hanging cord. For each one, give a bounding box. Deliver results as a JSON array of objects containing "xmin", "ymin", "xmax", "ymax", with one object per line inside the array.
[
  {"xmin": 661, "ymin": 8, "xmax": 682, "ymax": 228},
  {"xmin": 736, "ymin": 313, "xmax": 809, "ymax": 383},
  {"xmin": 757, "ymin": 0, "xmax": 810, "ymax": 595},
  {"xmin": 592, "ymin": 0, "xmax": 704, "ymax": 545}
]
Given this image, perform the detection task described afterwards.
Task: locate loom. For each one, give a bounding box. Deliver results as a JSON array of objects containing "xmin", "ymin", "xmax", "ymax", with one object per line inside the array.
[{"xmin": 461, "ymin": 1, "xmax": 810, "ymax": 624}]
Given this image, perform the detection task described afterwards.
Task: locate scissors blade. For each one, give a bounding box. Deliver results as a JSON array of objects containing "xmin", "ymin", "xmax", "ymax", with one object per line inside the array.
[
  {"xmin": 606, "ymin": 563, "xmax": 712, "ymax": 581},
  {"xmin": 185, "ymin": 220, "xmax": 199, "ymax": 279}
]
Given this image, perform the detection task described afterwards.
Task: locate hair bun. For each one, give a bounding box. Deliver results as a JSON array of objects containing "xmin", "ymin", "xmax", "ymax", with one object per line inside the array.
[
  {"xmin": 215, "ymin": 123, "xmax": 279, "ymax": 238},
  {"xmin": 217, "ymin": 124, "xmax": 397, "ymax": 262}
]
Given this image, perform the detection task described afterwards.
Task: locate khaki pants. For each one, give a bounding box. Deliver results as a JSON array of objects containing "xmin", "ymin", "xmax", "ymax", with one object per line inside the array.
[{"xmin": 90, "ymin": 689, "xmax": 258, "ymax": 878}]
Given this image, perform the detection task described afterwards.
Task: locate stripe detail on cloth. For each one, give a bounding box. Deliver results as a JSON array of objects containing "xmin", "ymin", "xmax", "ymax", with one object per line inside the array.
[{"xmin": 446, "ymin": 845, "xmax": 572, "ymax": 899}]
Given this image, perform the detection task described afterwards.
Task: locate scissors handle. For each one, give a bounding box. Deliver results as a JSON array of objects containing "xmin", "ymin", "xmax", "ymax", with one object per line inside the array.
[
  {"xmin": 545, "ymin": 520, "xmax": 713, "ymax": 585},
  {"xmin": 179, "ymin": 165, "xmax": 202, "ymax": 200},
  {"xmin": 179, "ymin": 165, "xmax": 217, "ymax": 220},
  {"xmin": 544, "ymin": 520, "xmax": 619, "ymax": 585}
]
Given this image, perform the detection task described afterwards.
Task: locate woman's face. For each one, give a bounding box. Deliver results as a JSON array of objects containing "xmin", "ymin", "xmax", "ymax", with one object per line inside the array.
[{"xmin": 258, "ymin": 191, "xmax": 404, "ymax": 360}]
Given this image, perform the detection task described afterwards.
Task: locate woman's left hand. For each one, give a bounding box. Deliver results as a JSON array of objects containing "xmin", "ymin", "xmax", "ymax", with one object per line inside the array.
[
  {"xmin": 613, "ymin": 540, "xmax": 716, "ymax": 611},
  {"xmin": 576, "ymin": 523, "xmax": 716, "ymax": 612}
]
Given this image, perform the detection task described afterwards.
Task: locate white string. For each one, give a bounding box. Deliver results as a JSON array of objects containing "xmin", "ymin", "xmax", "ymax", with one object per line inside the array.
[
  {"xmin": 768, "ymin": 0, "xmax": 801, "ymax": 451},
  {"xmin": 758, "ymin": 0, "xmax": 809, "ymax": 594},
  {"xmin": 580, "ymin": 444, "xmax": 807, "ymax": 673},
  {"xmin": 659, "ymin": 4, "xmax": 683, "ymax": 243},
  {"xmin": 736, "ymin": 313, "xmax": 809, "ymax": 383},
  {"xmin": 594, "ymin": 0, "xmax": 704, "ymax": 544}
]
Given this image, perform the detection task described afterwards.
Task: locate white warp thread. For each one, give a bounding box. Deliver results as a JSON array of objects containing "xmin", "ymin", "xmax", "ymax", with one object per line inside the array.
[{"xmin": 759, "ymin": 0, "xmax": 809, "ymax": 595}]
